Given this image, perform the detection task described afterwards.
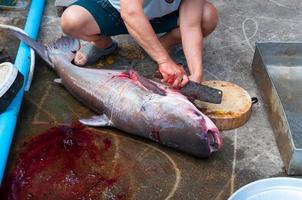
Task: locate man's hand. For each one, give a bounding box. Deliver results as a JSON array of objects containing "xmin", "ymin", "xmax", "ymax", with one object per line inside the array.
[{"xmin": 158, "ymin": 60, "xmax": 189, "ymax": 88}]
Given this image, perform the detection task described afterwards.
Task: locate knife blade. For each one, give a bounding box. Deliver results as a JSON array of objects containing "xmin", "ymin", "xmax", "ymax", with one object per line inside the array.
[{"xmin": 179, "ymin": 80, "xmax": 223, "ymax": 104}]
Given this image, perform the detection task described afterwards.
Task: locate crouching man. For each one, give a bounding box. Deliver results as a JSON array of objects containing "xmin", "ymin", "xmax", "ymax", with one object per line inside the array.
[{"xmin": 60, "ymin": 0, "xmax": 218, "ymax": 88}]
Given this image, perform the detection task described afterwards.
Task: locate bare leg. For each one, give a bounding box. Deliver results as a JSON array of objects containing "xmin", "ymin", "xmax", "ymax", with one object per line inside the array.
[
  {"xmin": 159, "ymin": 1, "xmax": 218, "ymax": 50},
  {"xmin": 60, "ymin": 5, "xmax": 112, "ymax": 65}
]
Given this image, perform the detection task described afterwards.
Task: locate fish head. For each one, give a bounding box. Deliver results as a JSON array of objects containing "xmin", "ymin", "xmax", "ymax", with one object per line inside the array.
[{"xmin": 150, "ymin": 94, "xmax": 222, "ymax": 157}]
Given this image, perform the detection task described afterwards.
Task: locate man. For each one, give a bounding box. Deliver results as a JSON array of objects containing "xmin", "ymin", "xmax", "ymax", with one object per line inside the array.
[{"xmin": 60, "ymin": 0, "xmax": 218, "ymax": 88}]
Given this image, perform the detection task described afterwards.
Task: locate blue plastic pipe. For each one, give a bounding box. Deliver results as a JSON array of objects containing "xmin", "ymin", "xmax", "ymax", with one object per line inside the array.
[{"xmin": 0, "ymin": 0, "xmax": 45, "ymax": 184}]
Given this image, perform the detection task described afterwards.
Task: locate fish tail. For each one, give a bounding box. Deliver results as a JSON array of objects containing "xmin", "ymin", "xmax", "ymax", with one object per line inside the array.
[
  {"xmin": 9, "ymin": 29, "xmax": 80, "ymax": 66},
  {"xmin": 9, "ymin": 29, "xmax": 52, "ymax": 66}
]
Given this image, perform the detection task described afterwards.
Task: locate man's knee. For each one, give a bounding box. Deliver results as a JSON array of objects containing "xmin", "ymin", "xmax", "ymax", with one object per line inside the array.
[
  {"xmin": 60, "ymin": 5, "xmax": 87, "ymax": 37},
  {"xmin": 202, "ymin": 2, "xmax": 218, "ymax": 37}
]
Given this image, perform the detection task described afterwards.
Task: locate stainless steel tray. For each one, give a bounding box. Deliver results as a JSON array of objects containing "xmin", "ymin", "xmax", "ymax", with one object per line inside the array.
[{"xmin": 252, "ymin": 42, "xmax": 302, "ymax": 175}]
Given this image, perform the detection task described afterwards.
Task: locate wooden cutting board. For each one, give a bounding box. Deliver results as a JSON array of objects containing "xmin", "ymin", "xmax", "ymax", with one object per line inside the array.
[{"xmin": 194, "ymin": 81, "xmax": 252, "ymax": 130}]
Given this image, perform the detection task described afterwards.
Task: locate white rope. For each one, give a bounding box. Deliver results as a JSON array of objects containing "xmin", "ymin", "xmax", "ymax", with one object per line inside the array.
[
  {"xmin": 0, "ymin": 23, "xmax": 35, "ymax": 91},
  {"xmin": 242, "ymin": 18, "xmax": 259, "ymax": 52}
]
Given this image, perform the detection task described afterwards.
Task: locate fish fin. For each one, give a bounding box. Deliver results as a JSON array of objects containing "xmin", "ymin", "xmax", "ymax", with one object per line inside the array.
[
  {"xmin": 79, "ymin": 114, "xmax": 113, "ymax": 127},
  {"xmin": 128, "ymin": 70, "xmax": 167, "ymax": 96},
  {"xmin": 53, "ymin": 78, "xmax": 63, "ymax": 84},
  {"xmin": 47, "ymin": 36, "xmax": 80, "ymax": 62},
  {"xmin": 9, "ymin": 29, "xmax": 80, "ymax": 64},
  {"xmin": 9, "ymin": 29, "xmax": 52, "ymax": 66}
]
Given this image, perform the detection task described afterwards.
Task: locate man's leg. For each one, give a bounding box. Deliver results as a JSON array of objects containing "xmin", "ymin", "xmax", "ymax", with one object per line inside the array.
[
  {"xmin": 60, "ymin": 5, "xmax": 113, "ymax": 65},
  {"xmin": 159, "ymin": 1, "xmax": 218, "ymax": 50}
]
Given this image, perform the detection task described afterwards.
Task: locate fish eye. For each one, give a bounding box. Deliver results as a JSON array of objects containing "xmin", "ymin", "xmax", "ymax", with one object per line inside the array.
[{"xmin": 194, "ymin": 111, "xmax": 201, "ymax": 117}]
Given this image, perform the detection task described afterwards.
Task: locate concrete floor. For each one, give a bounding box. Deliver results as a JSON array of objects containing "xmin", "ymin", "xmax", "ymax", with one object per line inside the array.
[{"xmin": 1, "ymin": 0, "xmax": 302, "ymax": 199}]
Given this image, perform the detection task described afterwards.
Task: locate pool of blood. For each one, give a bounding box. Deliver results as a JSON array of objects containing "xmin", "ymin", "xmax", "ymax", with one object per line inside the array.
[{"xmin": 0, "ymin": 124, "xmax": 126, "ymax": 200}]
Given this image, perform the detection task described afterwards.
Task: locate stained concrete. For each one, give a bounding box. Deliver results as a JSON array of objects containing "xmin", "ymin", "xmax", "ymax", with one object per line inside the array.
[{"xmin": 1, "ymin": 0, "xmax": 302, "ymax": 199}]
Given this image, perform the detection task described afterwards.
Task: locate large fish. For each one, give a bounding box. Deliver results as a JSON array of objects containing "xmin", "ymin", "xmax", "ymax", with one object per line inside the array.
[{"xmin": 11, "ymin": 30, "xmax": 222, "ymax": 157}]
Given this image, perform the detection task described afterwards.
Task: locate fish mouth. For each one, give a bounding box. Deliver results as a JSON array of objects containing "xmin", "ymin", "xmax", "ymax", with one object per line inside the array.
[{"xmin": 207, "ymin": 130, "xmax": 222, "ymax": 152}]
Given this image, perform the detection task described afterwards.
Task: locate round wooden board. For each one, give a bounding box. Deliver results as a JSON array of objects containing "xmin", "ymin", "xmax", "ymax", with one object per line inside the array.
[{"xmin": 194, "ymin": 81, "xmax": 252, "ymax": 131}]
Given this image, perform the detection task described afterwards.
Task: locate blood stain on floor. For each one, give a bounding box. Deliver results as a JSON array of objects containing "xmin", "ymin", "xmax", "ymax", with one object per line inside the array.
[{"xmin": 0, "ymin": 123, "xmax": 129, "ymax": 200}]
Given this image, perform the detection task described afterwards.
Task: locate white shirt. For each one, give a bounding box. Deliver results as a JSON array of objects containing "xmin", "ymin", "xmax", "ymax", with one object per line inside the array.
[{"xmin": 108, "ymin": 0, "xmax": 181, "ymax": 19}]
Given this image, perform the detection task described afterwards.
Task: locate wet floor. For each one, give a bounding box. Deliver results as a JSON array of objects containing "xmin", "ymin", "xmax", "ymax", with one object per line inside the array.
[{"xmin": 1, "ymin": 0, "xmax": 302, "ymax": 199}]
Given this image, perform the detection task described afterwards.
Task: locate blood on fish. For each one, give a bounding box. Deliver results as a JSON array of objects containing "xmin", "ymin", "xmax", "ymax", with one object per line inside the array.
[
  {"xmin": 112, "ymin": 72, "xmax": 130, "ymax": 79},
  {"xmin": 128, "ymin": 70, "xmax": 138, "ymax": 81},
  {"xmin": 0, "ymin": 123, "xmax": 126, "ymax": 199},
  {"xmin": 150, "ymin": 129, "xmax": 161, "ymax": 143}
]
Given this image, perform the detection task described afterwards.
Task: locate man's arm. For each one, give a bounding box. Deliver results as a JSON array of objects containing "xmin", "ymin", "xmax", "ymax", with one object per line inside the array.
[
  {"xmin": 120, "ymin": 0, "xmax": 188, "ymax": 88},
  {"xmin": 179, "ymin": 0, "xmax": 205, "ymax": 83}
]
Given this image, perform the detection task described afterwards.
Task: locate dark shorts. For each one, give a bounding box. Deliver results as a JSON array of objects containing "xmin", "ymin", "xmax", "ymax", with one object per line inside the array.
[{"xmin": 71, "ymin": 0, "xmax": 179, "ymax": 36}]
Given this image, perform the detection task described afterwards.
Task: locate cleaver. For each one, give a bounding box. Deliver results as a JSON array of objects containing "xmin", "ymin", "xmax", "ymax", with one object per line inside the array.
[{"xmin": 177, "ymin": 79, "xmax": 223, "ymax": 104}]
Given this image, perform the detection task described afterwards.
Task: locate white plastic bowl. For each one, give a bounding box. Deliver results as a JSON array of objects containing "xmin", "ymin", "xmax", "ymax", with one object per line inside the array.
[
  {"xmin": 0, "ymin": 62, "xmax": 18, "ymax": 97},
  {"xmin": 228, "ymin": 177, "xmax": 302, "ymax": 200}
]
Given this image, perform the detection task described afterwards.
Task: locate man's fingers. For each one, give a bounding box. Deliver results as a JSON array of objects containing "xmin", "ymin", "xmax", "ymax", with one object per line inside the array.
[
  {"xmin": 160, "ymin": 72, "xmax": 170, "ymax": 83},
  {"xmin": 167, "ymin": 74, "xmax": 177, "ymax": 84},
  {"xmin": 180, "ymin": 75, "xmax": 189, "ymax": 87},
  {"xmin": 172, "ymin": 73, "xmax": 185, "ymax": 88},
  {"xmin": 172, "ymin": 77, "xmax": 181, "ymax": 88},
  {"xmin": 171, "ymin": 69, "xmax": 185, "ymax": 88}
]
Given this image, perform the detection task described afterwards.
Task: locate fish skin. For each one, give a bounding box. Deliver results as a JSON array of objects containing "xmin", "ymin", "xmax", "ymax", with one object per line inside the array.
[{"xmin": 10, "ymin": 30, "xmax": 222, "ymax": 157}]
